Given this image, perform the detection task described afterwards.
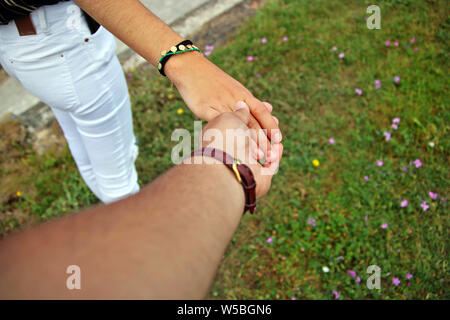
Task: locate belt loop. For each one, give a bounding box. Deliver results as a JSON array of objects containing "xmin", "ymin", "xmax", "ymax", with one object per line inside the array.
[{"xmin": 36, "ymin": 6, "xmax": 48, "ymax": 33}]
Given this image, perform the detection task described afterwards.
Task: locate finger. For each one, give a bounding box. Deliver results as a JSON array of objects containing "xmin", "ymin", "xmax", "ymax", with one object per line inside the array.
[
  {"xmin": 272, "ymin": 116, "xmax": 279, "ymax": 126},
  {"xmin": 233, "ymin": 100, "xmax": 251, "ymax": 125},
  {"xmin": 247, "ymin": 97, "xmax": 282, "ymax": 143},
  {"xmin": 249, "ymin": 139, "xmax": 264, "ymax": 164},
  {"xmin": 247, "ymin": 127, "xmax": 264, "ymax": 160},
  {"xmin": 247, "ymin": 115, "xmax": 274, "ymax": 161},
  {"xmin": 236, "ymin": 101, "xmax": 272, "ymax": 159},
  {"xmin": 276, "ymin": 143, "xmax": 283, "ymax": 163},
  {"xmin": 263, "ymin": 101, "xmax": 273, "ymax": 113},
  {"xmin": 261, "ymin": 144, "xmax": 282, "ymax": 179},
  {"xmin": 255, "ymin": 144, "xmax": 283, "ymax": 198}
]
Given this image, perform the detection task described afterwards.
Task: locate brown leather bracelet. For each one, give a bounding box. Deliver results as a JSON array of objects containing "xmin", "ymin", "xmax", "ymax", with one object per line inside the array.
[{"xmin": 190, "ymin": 148, "xmax": 257, "ymax": 214}]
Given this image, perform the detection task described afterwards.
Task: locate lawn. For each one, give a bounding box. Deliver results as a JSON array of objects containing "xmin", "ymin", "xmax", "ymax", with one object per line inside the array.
[{"xmin": 0, "ymin": 0, "xmax": 448, "ymax": 299}]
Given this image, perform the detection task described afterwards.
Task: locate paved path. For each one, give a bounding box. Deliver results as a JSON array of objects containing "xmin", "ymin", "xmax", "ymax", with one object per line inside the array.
[{"xmin": 0, "ymin": 0, "xmax": 242, "ymax": 120}]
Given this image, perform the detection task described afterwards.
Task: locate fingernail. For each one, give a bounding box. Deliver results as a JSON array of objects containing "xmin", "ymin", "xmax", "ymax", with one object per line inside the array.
[
  {"xmin": 272, "ymin": 131, "xmax": 282, "ymax": 143},
  {"xmin": 235, "ymin": 101, "xmax": 249, "ymax": 111},
  {"xmin": 273, "ymin": 116, "xmax": 279, "ymax": 125},
  {"xmin": 258, "ymin": 148, "xmax": 265, "ymax": 159}
]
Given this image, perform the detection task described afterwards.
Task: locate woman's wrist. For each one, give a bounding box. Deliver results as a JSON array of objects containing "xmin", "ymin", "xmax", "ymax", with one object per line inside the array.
[{"xmin": 164, "ymin": 50, "xmax": 206, "ymax": 85}]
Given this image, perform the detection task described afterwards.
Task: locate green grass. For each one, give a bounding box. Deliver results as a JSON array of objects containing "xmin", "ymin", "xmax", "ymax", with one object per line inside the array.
[{"xmin": 0, "ymin": 0, "xmax": 448, "ymax": 299}]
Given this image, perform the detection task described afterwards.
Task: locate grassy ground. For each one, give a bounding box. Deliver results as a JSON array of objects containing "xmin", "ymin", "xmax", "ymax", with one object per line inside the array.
[{"xmin": 0, "ymin": 0, "xmax": 448, "ymax": 299}]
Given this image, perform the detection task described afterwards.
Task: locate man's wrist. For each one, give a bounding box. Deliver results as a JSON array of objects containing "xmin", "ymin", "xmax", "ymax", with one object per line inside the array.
[{"xmin": 184, "ymin": 155, "xmax": 245, "ymax": 211}]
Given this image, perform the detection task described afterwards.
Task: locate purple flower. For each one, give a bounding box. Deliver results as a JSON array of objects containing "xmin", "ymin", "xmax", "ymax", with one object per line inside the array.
[
  {"xmin": 337, "ymin": 255, "xmax": 343, "ymax": 260},
  {"xmin": 331, "ymin": 290, "xmax": 340, "ymax": 299},
  {"xmin": 420, "ymin": 201, "xmax": 429, "ymax": 211},
  {"xmin": 282, "ymin": 36, "xmax": 288, "ymax": 42},
  {"xmin": 266, "ymin": 237, "xmax": 273, "ymax": 243},
  {"xmin": 384, "ymin": 131, "xmax": 391, "ymax": 141},
  {"xmin": 374, "ymin": 79, "xmax": 381, "ymax": 89},
  {"xmin": 376, "ymin": 160, "xmax": 383, "ymax": 167},
  {"xmin": 393, "ymin": 117, "xmax": 401, "ymax": 124},
  {"xmin": 402, "ymin": 167, "xmax": 408, "ymax": 172},
  {"xmin": 349, "ymin": 270, "xmax": 357, "ymax": 278},
  {"xmin": 394, "ymin": 41, "xmax": 399, "ymax": 47},
  {"xmin": 205, "ymin": 45, "xmax": 215, "ymax": 51},
  {"xmin": 414, "ymin": 159, "xmax": 422, "ymax": 168},
  {"xmin": 332, "ymin": 46, "xmax": 338, "ymax": 51},
  {"xmin": 355, "ymin": 88, "xmax": 363, "ymax": 96},
  {"xmin": 339, "ymin": 52, "xmax": 345, "ymax": 59},
  {"xmin": 392, "ymin": 277, "xmax": 401, "ymax": 286},
  {"xmin": 307, "ymin": 217, "xmax": 316, "ymax": 227},
  {"xmin": 364, "ymin": 176, "xmax": 369, "ymax": 181},
  {"xmin": 401, "ymin": 199, "xmax": 409, "ymax": 207},
  {"xmin": 355, "ymin": 277, "xmax": 361, "ymax": 284},
  {"xmin": 406, "ymin": 273, "xmax": 413, "ymax": 280},
  {"xmin": 410, "ymin": 37, "xmax": 417, "ymax": 44},
  {"xmin": 328, "ymin": 138, "xmax": 335, "ymax": 144},
  {"xmin": 429, "ymin": 191, "xmax": 438, "ymax": 200},
  {"xmin": 291, "ymin": 297, "xmax": 296, "ymax": 300},
  {"xmin": 392, "ymin": 123, "xmax": 398, "ymax": 130},
  {"xmin": 261, "ymin": 37, "xmax": 267, "ymax": 44},
  {"xmin": 385, "ymin": 40, "xmax": 391, "ymax": 46},
  {"xmin": 413, "ymin": 47, "xmax": 419, "ymax": 51},
  {"xmin": 381, "ymin": 222, "xmax": 389, "ymax": 229},
  {"xmin": 204, "ymin": 51, "xmax": 212, "ymax": 56},
  {"xmin": 365, "ymin": 214, "xmax": 368, "ymax": 220},
  {"xmin": 394, "ymin": 76, "xmax": 401, "ymax": 83},
  {"xmin": 246, "ymin": 56, "xmax": 254, "ymax": 62}
]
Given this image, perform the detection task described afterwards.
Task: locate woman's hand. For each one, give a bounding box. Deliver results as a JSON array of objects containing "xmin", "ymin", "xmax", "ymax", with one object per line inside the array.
[
  {"xmin": 165, "ymin": 51, "xmax": 282, "ymax": 161},
  {"xmin": 73, "ymin": 0, "xmax": 281, "ymax": 158}
]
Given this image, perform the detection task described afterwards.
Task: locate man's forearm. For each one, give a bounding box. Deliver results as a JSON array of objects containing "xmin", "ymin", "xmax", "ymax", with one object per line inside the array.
[{"xmin": 0, "ymin": 159, "xmax": 245, "ymax": 299}]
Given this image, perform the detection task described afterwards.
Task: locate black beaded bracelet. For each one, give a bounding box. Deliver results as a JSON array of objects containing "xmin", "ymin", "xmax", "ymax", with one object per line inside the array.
[{"xmin": 157, "ymin": 40, "xmax": 201, "ymax": 76}]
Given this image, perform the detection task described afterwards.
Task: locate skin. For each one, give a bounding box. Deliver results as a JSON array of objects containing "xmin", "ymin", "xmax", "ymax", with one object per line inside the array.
[
  {"xmin": 0, "ymin": 105, "xmax": 283, "ymax": 299},
  {"xmin": 74, "ymin": 0, "xmax": 282, "ymax": 159}
]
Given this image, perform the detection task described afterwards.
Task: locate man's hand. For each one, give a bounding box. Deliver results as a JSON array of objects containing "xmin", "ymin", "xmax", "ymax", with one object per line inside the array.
[{"xmin": 199, "ymin": 101, "xmax": 283, "ymax": 198}]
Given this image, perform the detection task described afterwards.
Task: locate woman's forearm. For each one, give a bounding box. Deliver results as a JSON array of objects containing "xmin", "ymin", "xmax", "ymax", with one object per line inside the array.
[
  {"xmin": 0, "ymin": 158, "xmax": 245, "ymax": 299},
  {"xmin": 74, "ymin": 0, "xmax": 184, "ymax": 66}
]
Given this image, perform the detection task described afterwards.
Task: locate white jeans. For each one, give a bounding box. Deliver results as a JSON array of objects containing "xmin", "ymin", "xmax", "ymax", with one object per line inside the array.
[{"xmin": 0, "ymin": 1, "xmax": 139, "ymax": 203}]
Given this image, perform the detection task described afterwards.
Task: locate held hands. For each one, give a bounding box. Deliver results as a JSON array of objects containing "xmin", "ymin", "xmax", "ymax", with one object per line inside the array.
[
  {"xmin": 200, "ymin": 102, "xmax": 283, "ymax": 199},
  {"xmin": 165, "ymin": 51, "xmax": 282, "ymax": 161}
]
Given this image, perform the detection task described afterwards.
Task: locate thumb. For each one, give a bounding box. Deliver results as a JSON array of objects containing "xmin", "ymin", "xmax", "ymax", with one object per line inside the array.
[{"xmin": 234, "ymin": 101, "xmax": 251, "ymax": 124}]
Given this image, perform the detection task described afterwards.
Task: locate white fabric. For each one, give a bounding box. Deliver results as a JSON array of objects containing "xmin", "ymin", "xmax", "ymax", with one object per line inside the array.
[{"xmin": 0, "ymin": 1, "xmax": 140, "ymax": 203}]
